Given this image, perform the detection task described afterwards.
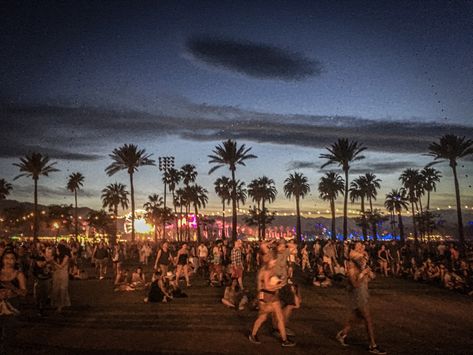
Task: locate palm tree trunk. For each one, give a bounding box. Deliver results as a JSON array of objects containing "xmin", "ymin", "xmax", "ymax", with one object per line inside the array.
[
  {"xmin": 74, "ymin": 190, "xmax": 78, "ymax": 238},
  {"xmin": 361, "ymin": 197, "xmax": 367, "ymax": 240},
  {"xmin": 261, "ymin": 199, "xmax": 266, "ymax": 241},
  {"xmin": 163, "ymin": 182, "xmax": 167, "ymax": 239},
  {"xmin": 179, "ymin": 204, "xmax": 183, "ymax": 242},
  {"xmin": 257, "ymin": 200, "xmax": 261, "ymax": 240},
  {"xmin": 172, "ymin": 191, "xmax": 178, "ymax": 241},
  {"xmin": 451, "ymin": 163, "xmax": 465, "ymax": 246},
  {"xmin": 369, "ymin": 196, "xmax": 377, "ymax": 241},
  {"xmin": 113, "ymin": 205, "xmax": 118, "ymax": 246},
  {"xmin": 222, "ymin": 200, "xmax": 226, "ymax": 239},
  {"xmin": 231, "ymin": 169, "xmax": 237, "ymax": 242},
  {"xmin": 296, "ymin": 196, "xmax": 302, "ymax": 244},
  {"xmin": 330, "ymin": 198, "xmax": 336, "ymax": 242},
  {"xmin": 130, "ymin": 173, "xmax": 135, "ymax": 242},
  {"xmin": 427, "ymin": 191, "xmax": 431, "ymax": 211},
  {"xmin": 398, "ymin": 211, "xmax": 405, "ymax": 244},
  {"xmin": 411, "ymin": 200, "xmax": 418, "ymax": 245},
  {"xmin": 33, "ymin": 177, "xmax": 38, "ymax": 241},
  {"xmin": 343, "ymin": 169, "xmax": 349, "ymax": 240}
]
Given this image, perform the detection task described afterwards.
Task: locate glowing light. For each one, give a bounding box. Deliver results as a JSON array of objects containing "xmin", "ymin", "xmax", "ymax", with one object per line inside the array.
[{"xmin": 124, "ymin": 209, "xmax": 154, "ymax": 234}]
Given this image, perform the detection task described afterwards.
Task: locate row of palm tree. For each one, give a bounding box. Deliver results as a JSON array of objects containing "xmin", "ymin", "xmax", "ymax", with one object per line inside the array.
[{"xmin": 2, "ymin": 134, "xmax": 472, "ymax": 245}]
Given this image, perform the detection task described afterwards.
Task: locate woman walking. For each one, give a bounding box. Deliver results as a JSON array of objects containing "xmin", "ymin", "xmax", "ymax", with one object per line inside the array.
[
  {"xmin": 51, "ymin": 244, "xmax": 71, "ymax": 313},
  {"xmin": 175, "ymin": 243, "xmax": 191, "ymax": 287}
]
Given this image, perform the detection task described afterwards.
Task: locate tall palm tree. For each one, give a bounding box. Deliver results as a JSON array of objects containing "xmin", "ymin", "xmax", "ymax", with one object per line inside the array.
[
  {"xmin": 421, "ymin": 167, "xmax": 442, "ymax": 210},
  {"xmin": 13, "ymin": 152, "xmax": 59, "ymax": 240},
  {"xmin": 143, "ymin": 194, "xmax": 164, "ymax": 242},
  {"xmin": 0, "ymin": 179, "xmax": 13, "ymax": 200},
  {"xmin": 105, "ymin": 144, "xmax": 156, "ymax": 242},
  {"xmin": 284, "ymin": 172, "xmax": 310, "ymax": 244},
  {"xmin": 66, "ymin": 172, "xmax": 85, "ymax": 238},
  {"xmin": 350, "ymin": 176, "xmax": 369, "ymax": 240},
  {"xmin": 174, "ymin": 188, "xmax": 188, "ymax": 241},
  {"xmin": 318, "ymin": 172, "xmax": 345, "ymax": 241},
  {"xmin": 364, "ymin": 173, "xmax": 382, "ymax": 239},
  {"xmin": 164, "ymin": 167, "xmax": 181, "ymax": 239},
  {"xmin": 233, "ymin": 180, "xmax": 248, "ymax": 209},
  {"xmin": 320, "ymin": 138, "xmax": 366, "ymax": 240},
  {"xmin": 101, "ymin": 183, "xmax": 129, "ymax": 245},
  {"xmin": 214, "ymin": 176, "xmax": 232, "ymax": 239},
  {"xmin": 247, "ymin": 179, "xmax": 264, "ymax": 239},
  {"xmin": 384, "ymin": 189, "xmax": 409, "ymax": 243},
  {"xmin": 427, "ymin": 134, "xmax": 473, "ymax": 246},
  {"xmin": 180, "ymin": 164, "xmax": 197, "ymax": 187},
  {"xmin": 208, "ymin": 139, "xmax": 257, "ymax": 241},
  {"xmin": 187, "ymin": 184, "xmax": 209, "ymax": 243},
  {"xmin": 400, "ymin": 168, "xmax": 423, "ymax": 243},
  {"xmin": 252, "ymin": 177, "xmax": 277, "ymax": 240}
]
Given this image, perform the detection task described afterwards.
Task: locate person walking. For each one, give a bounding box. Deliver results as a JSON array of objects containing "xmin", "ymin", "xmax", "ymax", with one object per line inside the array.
[
  {"xmin": 51, "ymin": 244, "xmax": 71, "ymax": 313},
  {"xmin": 336, "ymin": 242, "xmax": 386, "ymax": 354}
]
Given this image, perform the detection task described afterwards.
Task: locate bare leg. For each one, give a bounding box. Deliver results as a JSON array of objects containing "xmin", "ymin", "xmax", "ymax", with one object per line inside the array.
[{"xmin": 358, "ymin": 307, "xmax": 377, "ymax": 348}]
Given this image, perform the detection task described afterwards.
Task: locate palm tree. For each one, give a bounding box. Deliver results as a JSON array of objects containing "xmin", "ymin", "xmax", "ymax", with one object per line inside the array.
[
  {"xmin": 421, "ymin": 167, "xmax": 442, "ymax": 210},
  {"xmin": 251, "ymin": 177, "xmax": 277, "ymax": 240},
  {"xmin": 214, "ymin": 176, "xmax": 232, "ymax": 239},
  {"xmin": 187, "ymin": 184, "xmax": 209, "ymax": 243},
  {"xmin": 143, "ymin": 194, "xmax": 164, "ymax": 242},
  {"xmin": 384, "ymin": 189, "xmax": 409, "ymax": 243},
  {"xmin": 320, "ymin": 138, "xmax": 366, "ymax": 240},
  {"xmin": 174, "ymin": 188, "xmax": 188, "ymax": 241},
  {"xmin": 364, "ymin": 173, "xmax": 382, "ymax": 239},
  {"xmin": 427, "ymin": 134, "xmax": 473, "ymax": 246},
  {"xmin": 105, "ymin": 144, "xmax": 156, "ymax": 242},
  {"xmin": 180, "ymin": 164, "xmax": 197, "ymax": 187},
  {"xmin": 0, "ymin": 179, "xmax": 13, "ymax": 200},
  {"xmin": 400, "ymin": 168, "xmax": 423, "ymax": 243},
  {"xmin": 101, "ymin": 183, "xmax": 129, "ymax": 245},
  {"xmin": 208, "ymin": 139, "xmax": 257, "ymax": 241},
  {"xmin": 350, "ymin": 176, "xmax": 369, "ymax": 240},
  {"xmin": 87, "ymin": 209, "xmax": 113, "ymax": 237},
  {"xmin": 318, "ymin": 172, "xmax": 345, "ymax": 241},
  {"xmin": 233, "ymin": 180, "xmax": 248, "ymax": 209},
  {"xmin": 13, "ymin": 152, "xmax": 59, "ymax": 240},
  {"xmin": 66, "ymin": 172, "xmax": 85, "ymax": 238},
  {"xmin": 284, "ymin": 172, "xmax": 310, "ymax": 244}
]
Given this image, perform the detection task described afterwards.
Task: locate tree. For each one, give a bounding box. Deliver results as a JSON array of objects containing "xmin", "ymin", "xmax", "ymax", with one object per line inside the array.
[
  {"xmin": 47, "ymin": 204, "xmax": 74, "ymax": 237},
  {"xmin": 187, "ymin": 184, "xmax": 208, "ymax": 243},
  {"xmin": 384, "ymin": 189, "xmax": 409, "ymax": 243},
  {"xmin": 13, "ymin": 152, "xmax": 59, "ymax": 240},
  {"xmin": 320, "ymin": 138, "xmax": 366, "ymax": 240},
  {"xmin": 427, "ymin": 134, "xmax": 473, "ymax": 246},
  {"xmin": 318, "ymin": 172, "xmax": 345, "ymax": 241},
  {"xmin": 244, "ymin": 206, "xmax": 275, "ymax": 238},
  {"xmin": 208, "ymin": 139, "xmax": 257, "ymax": 241},
  {"xmin": 164, "ymin": 167, "xmax": 181, "ymax": 238},
  {"xmin": 101, "ymin": 183, "xmax": 129, "ymax": 245},
  {"xmin": 364, "ymin": 173, "xmax": 382, "ymax": 239},
  {"xmin": 284, "ymin": 172, "xmax": 310, "ymax": 244},
  {"xmin": 400, "ymin": 168, "xmax": 423, "ymax": 244},
  {"xmin": 421, "ymin": 167, "xmax": 442, "ymax": 211},
  {"xmin": 350, "ymin": 176, "xmax": 369, "ymax": 240},
  {"xmin": 105, "ymin": 144, "xmax": 155, "ymax": 242},
  {"xmin": 87, "ymin": 210, "xmax": 114, "ymax": 237},
  {"xmin": 143, "ymin": 194, "xmax": 164, "ymax": 242},
  {"xmin": 66, "ymin": 172, "xmax": 85, "ymax": 238},
  {"xmin": 248, "ymin": 177, "xmax": 276, "ymax": 240},
  {"xmin": 0, "ymin": 179, "xmax": 13, "ymax": 200},
  {"xmin": 214, "ymin": 176, "xmax": 232, "ymax": 239}
]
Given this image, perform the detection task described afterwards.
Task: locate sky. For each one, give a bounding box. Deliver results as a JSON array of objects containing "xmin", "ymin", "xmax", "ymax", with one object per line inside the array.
[{"xmin": 1, "ymin": 0, "xmax": 473, "ymax": 215}]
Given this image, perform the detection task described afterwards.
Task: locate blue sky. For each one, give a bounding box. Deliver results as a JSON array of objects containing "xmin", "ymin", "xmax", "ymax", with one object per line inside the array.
[{"xmin": 1, "ymin": 0, "xmax": 472, "ymax": 213}]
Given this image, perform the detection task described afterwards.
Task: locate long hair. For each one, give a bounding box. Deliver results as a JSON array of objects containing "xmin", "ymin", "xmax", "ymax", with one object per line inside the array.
[
  {"xmin": 56, "ymin": 244, "xmax": 71, "ymax": 263},
  {"xmin": 1, "ymin": 249, "xmax": 18, "ymax": 270}
]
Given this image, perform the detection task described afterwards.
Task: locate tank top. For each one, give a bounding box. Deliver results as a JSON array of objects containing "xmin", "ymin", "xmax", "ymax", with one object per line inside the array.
[
  {"xmin": 158, "ymin": 250, "xmax": 170, "ymax": 265},
  {"xmin": 178, "ymin": 253, "xmax": 188, "ymax": 265}
]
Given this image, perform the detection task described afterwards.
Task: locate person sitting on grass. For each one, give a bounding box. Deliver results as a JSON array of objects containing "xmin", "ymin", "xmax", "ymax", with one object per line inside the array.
[
  {"xmin": 114, "ymin": 269, "xmax": 134, "ymax": 291},
  {"xmin": 313, "ymin": 263, "xmax": 332, "ymax": 288},
  {"xmin": 221, "ymin": 277, "xmax": 248, "ymax": 310},
  {"xmin": 131, "ymin": 266, "xmax": 146, "ymax": 290},
  {"xmin": 166, "ymin": 272, "xmax": 188, "ymax": 298},
  {"xmin": 145, "ymin": 271, "xmax": 173, "ymax": 303}
]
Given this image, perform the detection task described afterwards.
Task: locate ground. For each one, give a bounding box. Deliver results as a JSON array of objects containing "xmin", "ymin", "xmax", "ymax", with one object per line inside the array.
[{"xmin": 4, "ymin": 265, "xmax": 473, "ymax": 355}]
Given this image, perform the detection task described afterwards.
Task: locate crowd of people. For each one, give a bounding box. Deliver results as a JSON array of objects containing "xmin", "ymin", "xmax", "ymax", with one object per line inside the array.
[{"xmin": 1, "ymin": 236, "xmax": 472, "ymax": 353}]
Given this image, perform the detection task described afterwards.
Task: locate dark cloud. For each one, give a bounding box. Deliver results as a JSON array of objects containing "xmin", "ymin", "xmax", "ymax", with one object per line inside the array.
[
  {"xmin": 2, "ymin": 101, "xmax": 473, "ymax": 162},
  {"xmin": 350, "ymin": 161, "xmax": 421, "ymax": 174},
  {"xmin": 12, "ymin": 184, "xmax": 99, "ymax": 199},
  {"xmin": 186, "ymin": 37, "xmax": 322, "ymax": 81},
  {"xmin": 286, "ymin": 161, "xmax": 320, "ymax": 171}
]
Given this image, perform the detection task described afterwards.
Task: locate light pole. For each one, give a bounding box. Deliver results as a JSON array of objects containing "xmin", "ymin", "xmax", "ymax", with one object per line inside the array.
[{"xmin": 159, "ymin": 156, "xmax": 175, "ymax": 240}]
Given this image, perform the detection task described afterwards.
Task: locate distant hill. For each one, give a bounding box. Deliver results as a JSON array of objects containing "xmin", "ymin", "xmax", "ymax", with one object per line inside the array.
[{"xmin": 0, "ymin": 199, "xmax": 93, "ymax": 217}]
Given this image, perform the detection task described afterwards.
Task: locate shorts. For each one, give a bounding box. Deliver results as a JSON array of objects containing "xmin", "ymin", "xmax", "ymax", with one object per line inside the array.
[
  {"xmin": 212, "ymin": 264, "xmax": 223, "ymax": 274},
  {"xmin": 95, "ymin": 258, "xmax": 108, "ymax": 267},
  {"xmin": 231, "ymin": 265, "xmax": 243, "ymax": 279}
]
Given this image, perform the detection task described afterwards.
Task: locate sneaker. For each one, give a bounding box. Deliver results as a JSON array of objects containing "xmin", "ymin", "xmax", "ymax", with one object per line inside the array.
[
  {"xmin": 336, "ymin": 331, "xmax": 348, "ymax": 347},
  {"xmin": 248, "ymin": 333, "xmax": 261, "ymax": 344},
  {"xmin": 281, "ymin": 339, "xmax": 296, "ymax": 347},
  {"xmin": 369, "ymin": 345, "xmax": 387, "ymax": 354}
]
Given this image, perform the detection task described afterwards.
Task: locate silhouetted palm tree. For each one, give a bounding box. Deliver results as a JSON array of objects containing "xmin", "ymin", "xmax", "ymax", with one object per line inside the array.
[
  {"xmin": 66, "ymin": 172, "xmax": 85, "ymax": 238},
  {"xmin": 101, "ymin": 183, "xmax": 129, "ymax": 245},
  {"xmin": 13, "ymin": 152, "xmax": 59, "ymax": 240},
  {"xmin": 318, "ymin": 172, "xmax": 344, "ymax": 241},
  {"xmin": 180, "ymin": 164, "xmax": 197, "ymax": 187},
  {"xmin": 320, "ymin": 138, "xmax": 366, "ymax": 240},
  {"xmin": 0, "ymin": 179, "xmax": 12, "ymax": 200},
  {"xmin": 284, "ymin": 172, "xmax": 310, "ymax": 244},
  {"xmin": 250, "ymin": 177, "xmax": 276, "ymax": 240},
  {"xmin": 174, "ymin": 188, "xmax": 188, "ymax": 241},
  {"xmin": 187, "ymin": 184, "xmax": 208, "ymax": 243},
  {"xmin": 421, "ymin": 167, "xmax": 442, "ymax": 211},
  {"xmin": 105, "ymin": 144, "xmax": 156, "ymax": 242},
  {"xmin": 164, "ymin": 167, "xmax": 181, "ymax": 238},
  {"xmin": 384, "ymin": 188, "xmax": 409, "ymax": 243},
  {"xmin": 400, "ymin": 168, "xmax": 423, "ymax": 243},
  {"xmin": 214, "ymin": 176, "xmax": 232, "ymax": 239},
  {"xmin": 427, "ymin": 134, "xmax": 473, "ymax": 246},
  {"xmin": 350, "ymin": 176, "xmax": 369, "ymax": 240},
  {"xmin": 208, "ymin": 139, "xmax": 257, "ymax": 241},
  {"xmin": 364, "ymin": 173, "xmax": 382, "ymax": 239},
  {"xmin": 87, "ymin": 209, "xmax": 113, "ymax": 236},
  {"xmin": 143, "ymin": 194, "xmax": 164, "ymax": 242}
]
